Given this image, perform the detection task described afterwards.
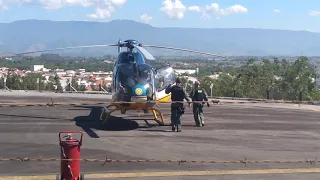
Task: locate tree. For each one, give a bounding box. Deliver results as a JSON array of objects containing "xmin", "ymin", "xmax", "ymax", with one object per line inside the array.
[
  {"xmin": 279, "ymin": 57, "xmax": 316, "ymax": 100},
  {"xmin": 0, "ymin": 77, "xmax": 4, "ymax": 89},
  {"xmin": 214, "ymin": 73, "xmax": 236, "ymax": 97},
  {"xmin": 45, "ymin": 82, "xmax": 55, "ymax": 91},
  {"xmin": 38, "ymin": 77, "xmax": 46, "ymax": 90},
  {"xmin": 6, "ymin": 74, "xmax": 21, "ymax": 90},
  {"xmin": 71, "ymin": 78, "xmax": 79, "ymax": 90},
  {"xmin": 78, "ymin": 85, "xmax": 87, "ymax": 91},
  {"xmin": 54, "ymin": 74, "xmax": 63, "ymax": 92},
  {"xmin": 197, "ymin": 56, "xmax": 320, "ymax": 101}
]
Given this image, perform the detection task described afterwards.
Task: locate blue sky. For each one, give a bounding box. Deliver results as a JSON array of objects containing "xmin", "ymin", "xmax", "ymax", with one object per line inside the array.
[{"xmin": 0, "ymin": 0, "xmax": 319, "ymax": 32}]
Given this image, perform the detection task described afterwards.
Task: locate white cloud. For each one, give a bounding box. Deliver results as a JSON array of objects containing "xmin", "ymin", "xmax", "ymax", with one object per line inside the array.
[
  {"xmin": 0, "ymin": 0, "xmax": 9, "ymax": 10},
  {"xmin": 273, "ymin": 9, "xmax": 280, "ymax": 13},
  {"xmin": 86, "ymin": 0, "xmax": 126, "ymax": 19},
  {"xmin": 309, "ymin": 10, "xmax": 320, "ymax": 16},
  {"xmin": 160, "ymin": 0, "xmax": 202, "ymax": 19},
  {"xmin": 39, "ymin": 0, "xmax": 64, "ymax": 10},
  {"xmin": 160, "ymin": 1, "xmax": 248, "ymax": 20},
  {"xmin": 200, "ymin": 13, "xmax": 211, "ymax": 20},
  {"xmin": 221, "ymin": 4, "xmax": 248, "ymax": 15},
  {"xmin": 0, "ymin": 0, "xmax": 127, "ymax": 19},
  {"xmin": 160, "ymin": 0, "xmax": 186, "ymax": 19},
  {"xmin": 203, "ymin": 3, "xmax": 248, "ymax": 18},
  {"xmin": 110, "ymin": 0, "xmax": 126, "ymax": 6},
  {"xmin": 188, "ymin": 6, "xmax": 200, "ymax": 12},
  {"xmin": 140, "ymin": 13, "xmax": 153, "ymax": 22},
  {"xmin": 88, "ymin": 7, "xmax": 114, "ymax": 19}
]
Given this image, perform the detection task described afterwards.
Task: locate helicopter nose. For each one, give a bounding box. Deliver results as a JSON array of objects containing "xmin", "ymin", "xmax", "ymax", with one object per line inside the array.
[
  {"xmin": 131, "ymin": 84, "xmax": 148, "ymax": 102},
  {"xmin": 131, "ymin": 84, "xmax": 147, "ymax": 97}
]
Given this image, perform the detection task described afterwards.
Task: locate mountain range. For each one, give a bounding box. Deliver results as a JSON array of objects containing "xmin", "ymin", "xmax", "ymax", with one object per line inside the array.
[{"xmin": 0, "ymin": 19, "xmax": 320, "ymax": 57}]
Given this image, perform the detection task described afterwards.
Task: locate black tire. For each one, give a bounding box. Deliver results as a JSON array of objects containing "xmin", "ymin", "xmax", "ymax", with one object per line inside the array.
[{"xmin": 80, "ymin": 174, "xmax": 84, "ymax": 180}]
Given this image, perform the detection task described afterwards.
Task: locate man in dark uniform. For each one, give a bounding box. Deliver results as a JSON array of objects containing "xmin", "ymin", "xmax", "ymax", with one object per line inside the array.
[
  {"xmin": 165, "ymin": 78, "xmax": 191, "ymax": 132},
  {"xmin": 190, "ymin": 81, "xmax": 210, "ymax": 127}
]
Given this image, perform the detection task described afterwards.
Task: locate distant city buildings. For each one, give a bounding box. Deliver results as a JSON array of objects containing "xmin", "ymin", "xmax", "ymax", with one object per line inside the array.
[
  {"xmin": 4, "ymin": 65, "xmax": 316, "ymax": 92},
  {"xmin": 31, "ymin": 65, "xmax": 45, "ymax": 72},
  {"xmin": 174, "ymin": 69, "xmax": 196, "ymax": 75},
  {"xmin": 0, "ymin": 65, "xmax": 113, "ymax": 91},
  {"xmin": 1, "ymin": 66, "xmax": 224, "ymax": 91}
]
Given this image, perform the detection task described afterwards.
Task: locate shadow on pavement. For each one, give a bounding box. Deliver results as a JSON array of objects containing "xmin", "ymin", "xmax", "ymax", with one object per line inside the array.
[
  {"xmin": 0, "ymin": 113, "xmax": 71, "ymax": 120},
  {"xmin": 71, "ymin": 105, "xmax": 155, "ymax": 138}
]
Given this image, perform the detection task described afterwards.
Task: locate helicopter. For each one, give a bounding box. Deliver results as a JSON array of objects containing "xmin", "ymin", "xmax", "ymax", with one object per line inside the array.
[{"xmin": 15, "ymin": 39, "xmax": 226, "ymax": 126}]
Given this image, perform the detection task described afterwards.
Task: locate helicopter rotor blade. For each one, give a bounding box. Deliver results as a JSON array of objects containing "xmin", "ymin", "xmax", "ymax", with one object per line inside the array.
[
  {"xmin": 133, "ymin": 44, "xmax": 155, "ymax": 61},
  {"xmin": 15, "ymin": 44, "xmax": 119, "ymax": 55},
  {"xmin": 141, "ymin": 45, "xmax": 226, "ymax": 58}
]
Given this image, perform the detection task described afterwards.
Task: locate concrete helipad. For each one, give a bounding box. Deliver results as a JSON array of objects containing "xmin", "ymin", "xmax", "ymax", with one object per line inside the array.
[{"xmin": 0, "ymin": 92, "xmax": 319, "ymax": 180}]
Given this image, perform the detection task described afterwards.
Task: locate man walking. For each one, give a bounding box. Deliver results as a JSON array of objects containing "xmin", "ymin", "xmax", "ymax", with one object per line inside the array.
[
  {"xmin": 190, "ymin": 81, "xmax": 210, "ymax": 127},
  {"xmin": 165, "ymin": 78, "xmax": 191, "ymax": 132}
]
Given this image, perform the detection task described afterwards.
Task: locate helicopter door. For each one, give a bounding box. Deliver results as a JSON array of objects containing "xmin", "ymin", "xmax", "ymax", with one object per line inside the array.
[{"xmin": 155, "ymin": 66, "xmax": 175, "ymax": 92}]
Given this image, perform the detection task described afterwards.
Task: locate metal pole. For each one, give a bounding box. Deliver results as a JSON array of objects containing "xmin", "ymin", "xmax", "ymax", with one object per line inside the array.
[
  {"xmin": 196, "ymin": 67, "xmax": 199, "ymax": 78},
  {"xmin": 100, "ymin": 79, "xmax": 102, "ymax": 91},
  {"xmin": 37, "ymin": 78, "xmax": 39, "ymax": 91},
  {"xmin": 299, "ymin": 92, "xmax": 302, "ymax": 101},
  {"xmin": 210, "ymin": 83, "xmax": 213, "ymax": 97},
  {"xmin": 3, "ymin": 77, "xmax": 6, "ymax": 89}
]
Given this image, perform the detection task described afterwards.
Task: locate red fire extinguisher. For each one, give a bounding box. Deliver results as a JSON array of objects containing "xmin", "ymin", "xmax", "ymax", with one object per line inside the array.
[{"xmin": 57, "ymin": 131, "xmax": 84, "ymax": 180}]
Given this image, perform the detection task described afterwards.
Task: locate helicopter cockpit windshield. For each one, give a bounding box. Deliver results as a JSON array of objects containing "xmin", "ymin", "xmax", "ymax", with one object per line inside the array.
[
  {"xmin": 137, "ymin": 66, "xmax": 153, "ymax": 85},
  {"xmin": 117, "ymin": 52, "xmax": 145, "ymax": 65},
  {"xmin": 116, "ymin": 63, "xmax": 155, "ymax": 100}
]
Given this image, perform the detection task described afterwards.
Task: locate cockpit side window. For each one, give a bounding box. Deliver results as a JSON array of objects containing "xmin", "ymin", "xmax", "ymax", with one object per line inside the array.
[{"xmin": 155, "ymin": 66, "xmax": 175, "ymax": 91}]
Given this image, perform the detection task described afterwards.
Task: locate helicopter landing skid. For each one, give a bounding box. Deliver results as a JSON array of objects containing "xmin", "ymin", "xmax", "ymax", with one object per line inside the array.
[
  {"xmin": 100, "ymin": 104, "xmax": 121, "ymax": 123},
  {"xmin": 150, "ymin": 107, "xmax": 165, "ymax": 126},
  {"xmin": 100, "ymin": 105, "xmax": 165, "ymax": 126}
]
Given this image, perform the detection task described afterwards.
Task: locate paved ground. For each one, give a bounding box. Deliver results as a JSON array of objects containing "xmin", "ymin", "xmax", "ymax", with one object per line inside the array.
[{"xmin": 0, "ymin": 92, "xmax": 319, "ymax": 179}]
